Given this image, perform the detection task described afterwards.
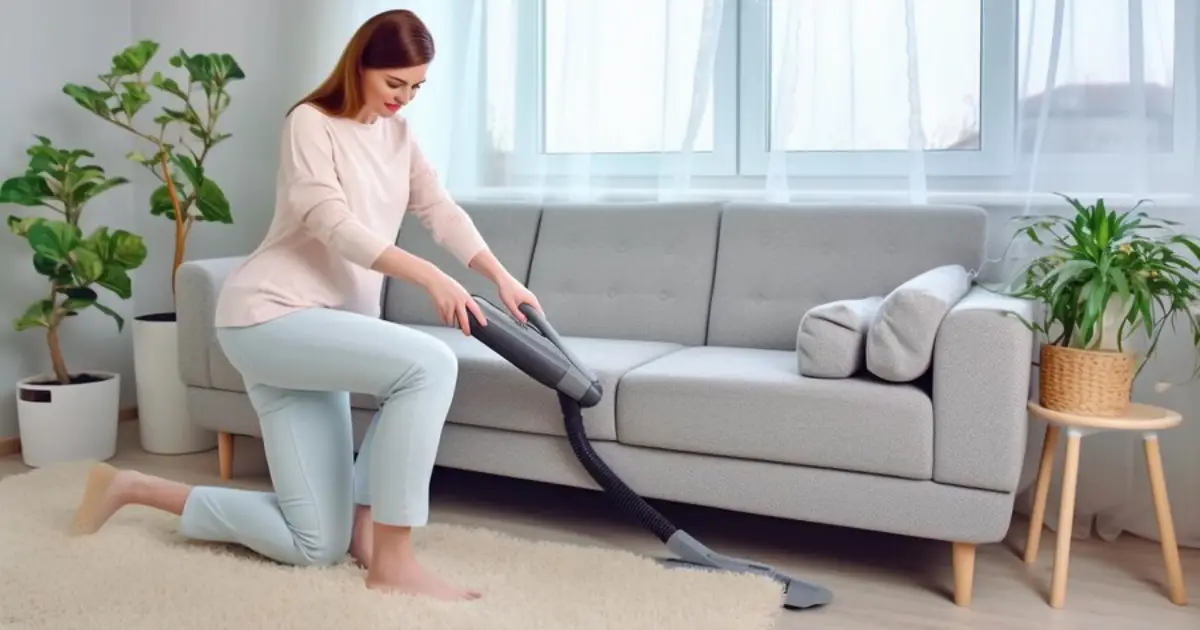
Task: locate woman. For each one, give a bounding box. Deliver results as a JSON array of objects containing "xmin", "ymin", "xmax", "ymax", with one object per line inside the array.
[{"xmin": 69, "ymin": 9, "xmax": 541, "ymax": 602}]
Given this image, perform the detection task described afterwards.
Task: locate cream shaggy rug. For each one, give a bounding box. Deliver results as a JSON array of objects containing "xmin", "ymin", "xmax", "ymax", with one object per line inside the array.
[{"xmin": 0, "ymin": 462, "xmax": 784, "ymax": 630}]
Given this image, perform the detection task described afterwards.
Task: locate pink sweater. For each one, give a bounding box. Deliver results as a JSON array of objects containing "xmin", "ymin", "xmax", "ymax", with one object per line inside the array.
[{"xmin": 214, "ymin": 103, "xmax": 488, "ymax": 328}]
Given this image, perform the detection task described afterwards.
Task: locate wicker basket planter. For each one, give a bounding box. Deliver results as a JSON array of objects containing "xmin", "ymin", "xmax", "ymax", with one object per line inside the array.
[{"xmin": 1038, "ymin": 343, "xmax": 1134, "ymax": 417}]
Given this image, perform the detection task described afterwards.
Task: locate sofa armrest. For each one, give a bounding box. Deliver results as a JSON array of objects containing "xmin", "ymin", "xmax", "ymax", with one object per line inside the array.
[
  {"xmin": 931, "ymin": 285, "xmax": 1035, "ymax": 493},
  {"xmin": 176, "ymin": 256, "xmax": 246, "ymax": 388}
]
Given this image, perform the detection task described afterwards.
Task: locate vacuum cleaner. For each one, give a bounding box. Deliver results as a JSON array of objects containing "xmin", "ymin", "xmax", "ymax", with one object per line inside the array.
[{"xmin": 463, "ymin": 295, "xmax": 833, "ymax": 611}]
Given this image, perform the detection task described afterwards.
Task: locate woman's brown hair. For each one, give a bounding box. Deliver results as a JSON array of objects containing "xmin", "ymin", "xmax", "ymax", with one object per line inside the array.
[{"xmin": 290, "ymin": 9, "xmax": 435, "ymax": 117}]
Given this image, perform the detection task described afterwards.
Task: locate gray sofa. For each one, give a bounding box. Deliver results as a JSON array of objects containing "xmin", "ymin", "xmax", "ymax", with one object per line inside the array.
[{"xmin": 175, "ymin": 201, "xmax": 1034, "ymax": 607}]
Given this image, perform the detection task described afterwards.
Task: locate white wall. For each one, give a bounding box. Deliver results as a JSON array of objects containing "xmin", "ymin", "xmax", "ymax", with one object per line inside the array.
[{"xmin": 0, "ymin": 0, "xmax": 297, "ymax": 439}]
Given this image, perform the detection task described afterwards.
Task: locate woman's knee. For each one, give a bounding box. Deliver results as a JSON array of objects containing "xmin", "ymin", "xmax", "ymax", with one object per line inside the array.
[
  {"xmin": 291, "ymin": 527, "xmax": 352, "ymax": 567},
  {"xmin": 391, "ymin": 331, "xmax": 458, "ymax": 389},
  {"xmin": 419, "ymin": 334, "xmax": 458, "ymax": 380}
]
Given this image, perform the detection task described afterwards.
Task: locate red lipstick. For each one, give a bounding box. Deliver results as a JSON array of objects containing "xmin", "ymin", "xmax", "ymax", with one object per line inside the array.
[{"xmin": 385, "ymin": 103, "xmax": 399, "ymax": 112}]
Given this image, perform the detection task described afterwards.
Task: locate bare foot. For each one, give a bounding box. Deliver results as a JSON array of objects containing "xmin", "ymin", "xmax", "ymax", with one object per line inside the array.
[
  {"xmin": 350, "ymin": 505, "xmax": 373, "ymax": 569},
  {"xmin": 71, "ymin": 463, "xmax": 140, "ymax": 535},
  {"xmin": 366, "ymin": 561, "xmax": 481, "ymax": 601}
]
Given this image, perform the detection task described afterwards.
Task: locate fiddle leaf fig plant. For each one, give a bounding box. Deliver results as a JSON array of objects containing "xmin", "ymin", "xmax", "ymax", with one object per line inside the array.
[
  {"xmin": 0, "ymin": 136, "xmax": 148, "ymax": 385},
  {"xmin": 997, "ymin": 193, "xmax": 1200, "ymax": 384},
  {"xmin": 62, "ymin": 39, "xmax": 243, "ymax": 301}
]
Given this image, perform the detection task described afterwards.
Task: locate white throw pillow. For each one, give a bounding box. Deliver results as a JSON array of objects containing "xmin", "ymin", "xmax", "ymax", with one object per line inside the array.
[
  {"xmin": 796, "ymin": 297, "xmax": 884, "ymax": 378},
  {"xmin": 866, "ymin": 265, "xmax": 972, "ymax": 382}
]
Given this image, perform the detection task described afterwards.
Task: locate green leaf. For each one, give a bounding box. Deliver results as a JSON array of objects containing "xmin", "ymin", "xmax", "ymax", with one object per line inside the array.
[
  {"xmin": 0, "ymin": 175, "xmax": 49, "ymax": 206},
  {"xmin": 194, "ymin": 178, "xmax": 232, "ymax": 223},
  {"xmin": 26, "ymin": 220, "xmax": 81, "ymax": 262},
  {"xmin": 1079, "ymin": 275, "xmax": 1109, "ymax": 347},
  {"xmin": 62, "ymin": 83, "xmax": 115, "ymax": 118},
  {"xmin": 217, "ymin": 53, "xmax": 247, "ymax": 81},
  {"xmin": 1170, "ymin": 234, "xmax": 1200, "ymax": 262},
  {"xmin": 1108, "ymin": 266, "xmax": 1130, "ymax": 307},
  {"xmin": 31, "ymin": 252, "xmax": 68, "ymax": 281},
  {"xmin": 176, "ymin": 50, "xmax": 213, "ymax": 83},
  {"xmin": 170, "ymin": 153, "xmax": 204, "ymax": 190},
  {"xmin": 119, "ymin": 80, "xmax": 152, "ymax": 118},
  {"xmin": 97, "ymin": 267, "xmax": 132, "ymax": 299},
  {"xmin": 72, "ymin": 175, "xmax": 129, "ymax": 208},
  {"xmin": 111, "ymin": 40, "xmax": 159, "ymax": 75},
  {"xmin": 7, "ymin": 215, "xmax": 40, "ymax": 237},
  {"xmin": 93, "ymin": 302, "xmax": 125, "ymax": 332},
  {"xmin": 60, "ymin": 286, "xmax": 98, "ymax": 311},
  {"xmin": 148, "ymin": 183, "xmax": 184, "ymax": 219},
  {"xmin": 13, "ymin": 300, "xmax": 53, "ymax": 331},
  {"xmin": 72, "ymin": 247, "xmax": 105, "ymax": 283},
  {"xmin": 76, "ymin": 227, "xmax": 146, "ymax": 298},
  {"xmin": 107, "ymin": 229, "xmax": 148, "ymax": 268},
  {"xmin": 1048, "ymin": 259, "xmax": 1095, "ymax": 296},
  {"xmin": 149, "ymin": 71, "xmax": 188, "ymax": 99}
]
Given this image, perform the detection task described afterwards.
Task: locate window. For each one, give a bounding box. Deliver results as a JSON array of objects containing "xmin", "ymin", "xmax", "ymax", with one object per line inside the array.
[
  {"xmin": 483, "ymin": 0, "xmax": 1195, "ymax": 185},
  {"xmin": 740, "ymin": 0, "xmax": 1013, "ymax": 177}
]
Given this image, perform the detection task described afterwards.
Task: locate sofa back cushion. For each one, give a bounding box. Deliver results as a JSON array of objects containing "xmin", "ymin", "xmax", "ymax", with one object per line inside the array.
[
  {"xmin": 383, "ymin": 201, "xmax": 543, "ymax": 326},
  {"xmin": 706, "ymin": 202, "xmax": 988, "ymax": 350},
  {"xmin": 524, "ymin": 201, "xmax": 722, "ymax": 345}
]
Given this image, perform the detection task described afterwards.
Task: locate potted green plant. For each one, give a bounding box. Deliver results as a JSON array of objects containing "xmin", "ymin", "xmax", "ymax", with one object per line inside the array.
[
  {"xmin": 997, "ymin": 194, "xmax": 1200, "ymax": 417},
  {"xmin": 63, "ymin": 39, "xmax": 244, "ymax": 454},
  {"xmin": 1, "ymin": 136, "xmax": 147, "ymax": 468}
]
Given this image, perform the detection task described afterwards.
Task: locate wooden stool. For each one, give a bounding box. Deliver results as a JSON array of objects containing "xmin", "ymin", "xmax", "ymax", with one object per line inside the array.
[{"xmin": 1024, "ymin": 401, "xmax": 1188, "ymax": 608}]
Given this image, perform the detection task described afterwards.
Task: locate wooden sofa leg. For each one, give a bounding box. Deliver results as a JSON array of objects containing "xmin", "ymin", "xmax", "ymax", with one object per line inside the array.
[
  {"xmin": 217, "ymin": 432, "xmax": 235, "ymax": 480},
  {"xmin": 952, "ymin": 542, "xmax": 977, "ymax": 607}
]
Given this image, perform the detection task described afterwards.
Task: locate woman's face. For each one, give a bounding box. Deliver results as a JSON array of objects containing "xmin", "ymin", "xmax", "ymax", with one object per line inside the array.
[{"xmin": 362, "ymin": 64, "xmax": 427, "ymax": 119}]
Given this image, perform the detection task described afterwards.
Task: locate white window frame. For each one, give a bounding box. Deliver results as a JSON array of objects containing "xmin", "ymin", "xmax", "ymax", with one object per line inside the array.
[
  {"xmin": 737, "ymin": 0, "xmax": 1016, "ymax": 178},
  {"xmin": 508, "ymin": 0, "xmax": 741, "ymax": 178},
  {"xmin": 1019, "ymin": 0, "xmax": 1198, "ymax": 191},
  {"xmin": 502, "ymin": 0, "xmax": 1195, "ymax": 186}
]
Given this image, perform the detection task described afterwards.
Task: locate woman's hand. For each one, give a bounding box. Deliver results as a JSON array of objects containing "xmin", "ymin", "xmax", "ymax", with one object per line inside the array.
[
  {"xmin": 463, "ymin": 248, "xmax": 543, "ymax": 322},
  {"xmin": 422, "ymin": 268, "xmax": 487, "ymax": 335},
  {"xmin": 497, "ymin": 275, "xmax": 543, "ymax": 323}
]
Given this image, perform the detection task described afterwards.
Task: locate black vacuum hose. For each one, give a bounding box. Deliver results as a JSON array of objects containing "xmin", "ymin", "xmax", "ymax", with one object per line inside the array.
[{"xmin": 557, "ymin": 392, "xmax": 678, "ymax": 543}]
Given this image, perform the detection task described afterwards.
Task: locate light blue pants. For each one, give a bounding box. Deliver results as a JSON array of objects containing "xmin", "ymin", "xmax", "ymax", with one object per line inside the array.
[{"xmin": 178, "ymin": 307, "xmax": 459, "ymax": 566}]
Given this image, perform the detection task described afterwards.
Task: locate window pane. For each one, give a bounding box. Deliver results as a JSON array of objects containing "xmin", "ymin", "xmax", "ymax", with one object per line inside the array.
[
  {"xmin": 485, "ymin": 0, "xmax": 518, "ymax": 153},
  {"xmin": 1014, "ymin": 0, "xmax": 1176, "ymax": 154},
  {"xmin": 769, "ymin": 0, "xmax": 983, "ymax": 152},
  {"xmin": 542, "ymin": 0, "xmax": 715, "ymax": 154}
]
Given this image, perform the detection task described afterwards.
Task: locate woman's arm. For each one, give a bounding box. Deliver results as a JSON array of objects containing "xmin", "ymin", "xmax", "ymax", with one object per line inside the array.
[
  {"xmin": 370, "ymin": 245, "xmax": 442, "ymax": 290},
  {"xmin": 404, "ymin": 126, "xmax": 497, "ymax": 270},
  {"xmin": 402, "ymin": 123, "xmax": 540, "ymax": 319},
  {"xmin": 467, "ymin": 248, "xmax": 518, "ymax": 286}
]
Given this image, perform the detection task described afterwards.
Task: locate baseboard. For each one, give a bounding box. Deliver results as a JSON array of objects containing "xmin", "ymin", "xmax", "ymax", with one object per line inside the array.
[{"xmin": 0, "ymin": 406, "xmax": 138, "ymax": 458}]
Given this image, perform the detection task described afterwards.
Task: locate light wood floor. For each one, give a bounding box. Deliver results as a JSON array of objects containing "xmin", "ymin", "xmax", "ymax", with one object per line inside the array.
[{"xmin": 3, "ymin": 423, "xmax": 1198, "ymax": 629}]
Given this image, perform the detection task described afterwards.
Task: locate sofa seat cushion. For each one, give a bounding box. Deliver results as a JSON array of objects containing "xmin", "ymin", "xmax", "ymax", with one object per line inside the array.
[
  {"xmin": 407, "ymin": 325, "xmax": 682, "ymax": 440},
  {"xmin": 616, "ymin": 346, "xmax": 934, "ymax": 479}
]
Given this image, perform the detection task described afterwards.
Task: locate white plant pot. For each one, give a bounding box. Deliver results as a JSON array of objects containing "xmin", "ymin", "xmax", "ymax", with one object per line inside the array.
[
  {"xmin": 17, "ymin": 370, "xmax": 120, "ymax": 468},
  {"xmin": 133, "ymin": 314, "xmax": 216, "ymax": 454}
]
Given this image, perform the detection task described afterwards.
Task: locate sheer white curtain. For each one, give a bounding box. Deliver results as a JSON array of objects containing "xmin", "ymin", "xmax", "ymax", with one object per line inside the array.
[{"xmin": 297, "ymin": 0, "xmax": 1200, "ymax": 548}]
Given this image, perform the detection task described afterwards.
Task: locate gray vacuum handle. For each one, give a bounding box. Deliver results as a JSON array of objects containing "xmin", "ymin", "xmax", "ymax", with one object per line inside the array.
[{"xmin": 517, "ymin": 303, "xmax": 598, "ymax": 383}]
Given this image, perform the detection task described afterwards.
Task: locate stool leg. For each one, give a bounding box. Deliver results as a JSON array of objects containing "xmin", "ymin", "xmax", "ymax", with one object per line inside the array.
[
  {"xmin": 1025, "ymin": 424, "xmax": 1060, "ymax": 563},
  {"xmin": 1143, "ymin": 434, "xmax": 1187, "ymax": 605},
  {"xmin": 1049, "ymin": 430, "xmax": 1081, "ymax": 609}
]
